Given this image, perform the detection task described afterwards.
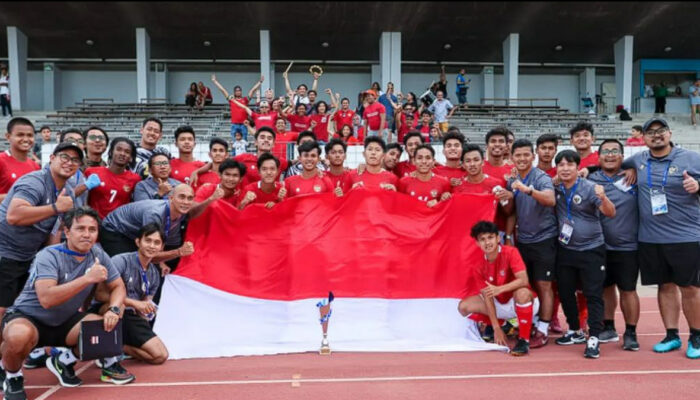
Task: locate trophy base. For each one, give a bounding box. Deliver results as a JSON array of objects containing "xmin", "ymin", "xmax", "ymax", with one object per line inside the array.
[{"xmin": 319, "ymin": 346, "xmax": 331, "ymax": 355}]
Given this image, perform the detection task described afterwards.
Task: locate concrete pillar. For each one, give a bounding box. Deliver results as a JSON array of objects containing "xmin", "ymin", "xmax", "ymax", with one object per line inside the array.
[
  {"xmin": 502, "ymin": 33, "xmax": 519, "ymax": 105},
  {"xmin": 578, "ymin": 67, "xmax": 595, "ymax": 112},
  {"xmin": 136, "ymin": 28, "xmax": 151, "ymax": 102},
  {"xmin": 370, "ymin": 64, "xmax": 381, "ymax": 88},
  {"xmin": 7, "ymin": 27, "xmax": 28, "ymax": 111},
  {"xmin": 379, "ymin": 32, "xmax": 401, "ymax": 93},
  {"xmin": 482, "ymin": 66, "xmax": 495, "ymax": 105},
  {"xmin": 259, "ymin": 30, "xmax": 271, "ymax": 94},
  {"xmin": 43, "ymin": 63, "xmax": 60, "ymax": 111},
  {"xmin": 614, "ymin": 35, "xmax": 633, "ymax": 111},
  {"xmin": 154, "ymin": 63, "xmax": 168, "ymax": 100}
]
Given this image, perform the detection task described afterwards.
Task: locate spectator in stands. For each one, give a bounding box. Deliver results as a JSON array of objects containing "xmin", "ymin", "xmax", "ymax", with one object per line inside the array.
[
  {"xmin": 625, "ymin": 125, "xmax": 645, "ymax": 147},
  {"xmin": 310, "ymin": 101, "xmax": 332, "ymax": 143},
  {"xmin": 84, "ymin": 126, "xmax": 109, "ymax": 168},
  {"xmin": 570, "ymin": 122, "xmax": 599, "ymax": 169},
  {"xmin": 370, "ymin": 82, "xmax": 383, "ymax": 97},
  {"xmin": 352, "ymin": 113, "xmax": 365, "ymax": 142},
  {"xmin": 283, "ymin": 69, "xmax": 319, "ymax": 107},
  {"xmin": 85, "ymin": 137, "xmax": 140, "ymax": 219},
  {"xmin": 378, "ymin": 83, "xmax": 398, "ymax": 132},
  {"xmin": 194, "ymin": 159, "xmax": 247, "ymax": 209},
  {"xmin": 345, "ymin": 137, "xmax": 398, "ymax": 192},
  {"xmin": 414, "ymin": 110, "xmax": 433, "ymax": 142},
  {"xmin": 230, "ymin": 98, "xmax": 277, "ymax": 130},
  {"xmin": 455, "ymin": 68, "xmax": 470, "ymax": 106},
  {"xmin": 196, "ymin": 81, "xmax": 213, "ymax": 110},
  {"xmin": 332, "ymin": 97, "xmax": 354, "ymax": 134},
  {"xmin": 239, "ymin": 153, "xmax": 287, "ymax": 209},
  {"xmin": 405, "ymin": 91, "xmax": 419, "ymax": 109},
  {"xmin": 211, "ymin": 74, "xmax": 251, "ymax": 141},
  {"xmin": 397, "ymin": 144, "xmax": 451, "ymax": 207},
  {"xmin": 429, "ymin": 125, "xmax": 442, "ymax": 142},
  {"xmin": 0, "ymin": 65, "xmax": 11, "ymax": 117},
  {"xmin": 282, "ymin": 98, "xmax": 312, "ymax": 134},
  {"xmin": 133, "ymin": 152, "xmax": 180, "ymax": 201},
  {"xmin": 306, "ymin": 90, "xmax": 319, "ymax": 115},
  {"xmin": 192, "ymin": 138, "xmax": 229, "ymax": 191},
  {"xmin": 133, "ymin": 117, "xmax": 171, "ymax": 180},
  {"xmin": 170, "ymin": 126, "xmax": 205, "ymax": 185},
  {"xmin": 232, "ymin": 131, "xmax": 247, "ymax": 157},
  {"xmin": 653, "ymin": 82, "xmax": 668, "ymax": 114},
  {"xmin": 536, "ymin": 133, "xmax": 559, "ymax": 178},
  {"xmin": 325, "ymin": 138, "xmax": 350, "ymax": 188},
  {"xmin": 690, "ymin": 79, "xmax": 700, "ymax": 126},
  {"xmin": 437, "ymin": 65, "xmax": 448, "ymax": 99},
  {"xmin": 185, "ymin": 82, "xmax": 198, "ymax": 110},
  {"xmin": 0, "ymin": 118, "xmax": 40, "ymax": 201},
  {"xmin": 272, "ymin": 116, "xmax": 296, "ymax": 161},
  {"xmin": 32, "ymin": 125, "xmax": 53, "ymax": 164},
  {"xmin": 362, "ymin": 90, "xmax": 388, "ymax": 142},
  {"xmin": 336, "ymin": 124, "xmax": 360, "ymax": 145}
]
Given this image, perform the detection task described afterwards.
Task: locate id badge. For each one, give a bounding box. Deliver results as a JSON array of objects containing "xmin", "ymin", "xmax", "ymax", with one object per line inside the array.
[
  {"xmin": 613, "ymin": 179, "xmax": 633, "ymax": 193},
  {"xmin": 559, "ymin": 222, "xmax": 574, "ymax": 245},
  {"xmin": 650, "ymin": 188, "xmax": 668, "ymax": 216}
]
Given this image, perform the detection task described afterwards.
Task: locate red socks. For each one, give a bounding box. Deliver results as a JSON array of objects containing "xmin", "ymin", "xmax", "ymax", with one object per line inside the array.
[{"xmin": 515, "ymin": 302, "xmax": 533, "ymax": 341}]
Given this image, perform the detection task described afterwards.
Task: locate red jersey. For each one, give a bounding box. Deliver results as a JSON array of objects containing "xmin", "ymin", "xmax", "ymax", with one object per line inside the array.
[
  {"xmin": 543, "ymin": 166, "xmax": 557, "ymax": 178},
  {"xmin": 235, "ymin": 153, "xmax": 288, "ymax": 186},
  {"xmin": 394, "ymin": 160, "xmax": 417, "ymax": 178},
  {"xmin": 195, "ymin": 183, "xmax": 242, "ymax": 208},
  {"xmin": 252, "ymin": 111, "xmax": 278, "ymax": 129},
  {"xmin": 579, "ymin": 151, "xmax": 599, "ymax": 169},
  {"xmin": 398, "ymin": 175, "xmax": 451, "ymax": 202},
  {"xmin": 310, "ymin": 114, "xmax": 331, "ymax": 142},
  {"xmin": 201, "ymin": 86, "xmax": 212, "ymax": 100},
  {"xmin": 243, "ymin": 181, "xmax": 284, "ymax": 205},
  {"xmin": 229, "ymin": 97, "xmax": 249, "ymax": 124},
  {"xmin": 482, "ymin": 160, "xmax": 512, "ymax": 186},
  {"xmin": 284, "ymin": 174, "xmax": 334, "ymax": 197},
  {"xmin": 333, "ymin": 110, "xmax": 355, "ymax": 132},
  {"xmin": 85, "ymin": 167, "xmax": 141, "ymax": 219},
  {"xmin": 287, "ymin": 114, "xmax": 311, "ymax": 133},
  {"xmin": 452, "ymin": 174, "xmax": 501, "ymax": 195},
  {"xmin": 345, "ymin": 169, "xmax": 398, "ymax": 191},
  {"xmin": 415, "ymin": 124, "xmax": 432, "ymax": 142},
  {"xmin": 479, "ymin": 246, "xmax": 529, "ymax": 304},
  {"xmin": 0, "ymin": 151, "xmax": 40, "ymax": 194},
  {"xmin": 433, "ymin": 165, "xmax": 466, "ymax": 180},
  {"xmin": 625, "ymin": 136, "xmax": 645, "ymax": 147},
  {"xmin": 326, "ymin": 170, "xmax": 350, "ymax": 189},
  {"xmin": 273, "ymin": 131, "xmax": 299, "ymax": 162},
  {"xmin": 193, "ymin": 170, "xmax": 221, "ymax": 192},
  {"xmin": 170, "ymin": 158, "xmax": 206, "ymax": 185},
  {"xmin": 362, "ymin": 102, "xmax": 386, "ymax": 130}
]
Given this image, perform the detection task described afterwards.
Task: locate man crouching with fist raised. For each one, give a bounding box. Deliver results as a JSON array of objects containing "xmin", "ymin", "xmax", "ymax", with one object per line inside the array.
[{"xmin": 0, "ymin": 206, "xmax": 133, "ymax": 400}]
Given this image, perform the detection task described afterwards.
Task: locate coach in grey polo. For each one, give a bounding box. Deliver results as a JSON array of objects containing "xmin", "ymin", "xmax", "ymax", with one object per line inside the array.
[
  {"xmin": 133, "ymin": 176, "xmax": 180, "ymax": 201},
  {"xmin": 620, "ymin": 118, "xmax": 700, "ymax": 357}
]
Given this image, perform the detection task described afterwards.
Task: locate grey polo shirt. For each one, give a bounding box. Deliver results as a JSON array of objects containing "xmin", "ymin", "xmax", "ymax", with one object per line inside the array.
[
  {"xmin": 9, "ymin": 243, "xmax": 119, "ymax": 326},
  {"xmin": 588, "ymin": 170, "xmax": 639, "ymax": 251},
  {"xmin": 102, "ymin": 200, "xmax": 184, "ymax": 246},
  {"xmin": 507, "ymin": 168, "xmax": 558, "ymax": 244},
  {"xmin": 554, "ymin": 178, "xmax": 605, "ymax": 251},
  {"xmin": 133, "ymin": 176, "xmax": 181, "ymax": 202}
]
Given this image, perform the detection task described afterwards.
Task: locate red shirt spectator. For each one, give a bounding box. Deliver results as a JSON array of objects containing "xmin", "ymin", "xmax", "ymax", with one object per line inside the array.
[
  {"xmin": 625, "ymin": 136, "xmax": 645, "ymax": 147},
  {"xmin": 333, "ymin": 110, "xmax": 355, "ymax": 133},
  {"xmin": 310, "ymin": 114, "xmax": 331, "ymax": 142},
  {"xmin": 363, "ymin": 102, "xmax": 386, "ymax": 131},
  {"xmin": 252, "ymin": 111, "xmax": 278, "ymax": 130},
  {"xmin": 0, "ymin": 151, "xmax": 40, "ymax": 194},
  {"xmin": 229, "ymin": 97, "xmax": 249, "ymax": 124},
  {"xmin": 287, "ymin": 114, "xmax": 312, "ymax": 133},
  {"xmin": 85, "ymin": 167, "xmax": 141, "ymax": 219},
  {"xmin": 272, "ymin": 131, "xmax": 299, "ymax": 162}
]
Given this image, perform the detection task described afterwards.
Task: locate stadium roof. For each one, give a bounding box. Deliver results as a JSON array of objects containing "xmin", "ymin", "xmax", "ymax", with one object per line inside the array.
[{"xmin": 0, "ymin": 2, "xmax": 697, "ymax": 65}]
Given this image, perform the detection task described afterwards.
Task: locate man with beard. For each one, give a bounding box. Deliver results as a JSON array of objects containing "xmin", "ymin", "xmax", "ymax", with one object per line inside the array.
[
  {"xmin": 83, "ymin": 126, "xmax": 109, "ymax": 169},
  {"xmin": 398, "ymin": 144, "xmax": 451, "ymax": 208},
  {"xmin": 85, "ymin": 138, "xmax": 140, "ymax": 219}
]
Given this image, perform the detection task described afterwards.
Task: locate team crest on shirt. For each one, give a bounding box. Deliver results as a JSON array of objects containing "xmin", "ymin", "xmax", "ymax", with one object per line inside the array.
[
  {"xmin": 573, "ymin": 194, "xmax": 582, "ymax": 204},
  {"xmin": 638, "ymin": 164, "xmax": 645, "ymax": 170},
  {"xmin": 668, "ymin": 166, "xmax": 678, "ymax": 175},
  {"xmin": 123, "ymin": 185, "xmax": 131, "ymax": 192},
  {"xmin": 499, "ymin": 269, "xmax": 506, "ymax": 276},
  {"xmin": 313, "ymin": 185, "xmax": 322, "ymax": 193},
  {"xmin": 430, "ymin": 190, "xmax": 438, "ymax": 198},
  {"xmin": 11, "ymin": 173, "xmax": 16, "ymax": 179}
]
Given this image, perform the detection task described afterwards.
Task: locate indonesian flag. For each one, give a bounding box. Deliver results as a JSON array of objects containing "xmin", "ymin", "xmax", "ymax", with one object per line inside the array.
[{"xmin": 154, "ymin": 189, "xmax": 505, "ymax": 359}]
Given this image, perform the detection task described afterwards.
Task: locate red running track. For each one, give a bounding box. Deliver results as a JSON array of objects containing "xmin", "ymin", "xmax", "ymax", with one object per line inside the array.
[{"xmin": 16, "ymin": 296, "xmax": 700, "ymax": 400}]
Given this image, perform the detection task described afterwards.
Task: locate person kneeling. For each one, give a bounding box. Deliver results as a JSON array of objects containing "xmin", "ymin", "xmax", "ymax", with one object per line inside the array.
[
  {"xmin": 458, "ymin": 221, "xmax": 539, "ymax": 356},
  {"xmin": 91, "ymin": 223, "xmax": 169, "ymax": 366}
]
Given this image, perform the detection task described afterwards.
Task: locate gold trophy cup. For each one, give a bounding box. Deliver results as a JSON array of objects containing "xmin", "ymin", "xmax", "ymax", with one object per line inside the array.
[{"xmin": 309, "ymin": 65, "xmax": 324, "ymax": 77}]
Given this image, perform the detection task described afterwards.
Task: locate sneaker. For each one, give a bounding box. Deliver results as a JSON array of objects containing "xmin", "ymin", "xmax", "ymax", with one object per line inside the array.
[
  {"xmin": 622, "ymin": 332, "xmax": 640, "ymax": 351},
  {"xmin": 481, "ymin": 325, "xmax": 494, "ymax": 343},
  {"xmin": 511, "ymin": 338, "xmax": 530, "ymax": 356},
  {"xmin": 3, "ymin": 376, "xmax": 27, "ymax": 400},
  {"xmin": 100, "ymin": 361, "xmax": 135, "ymax": 385},
  {"xmin": 555, "ymin": 330, "xmax": 586, "ymax": 345},
  {"xmin": 584, "ymin": 336, "xmax": 600, "ymax": 359},
  {"xmin": 549, "ymin": 317, "xmax": 563, "ymax": 334},
  {"xmin": 501, "ymin": 320, "xmax": 517, "ymax": 337},
  {"xmin": 530, "ymin": 330, "xmax": 549, "ymax": 349},
  {"xmin": 653, "ymin": 336, "xmax": 682, "ymax": 353},
  {"xmin": 0, "ymin": 363, "xmax": 5, "ymax": 384},
  {"xmin": 45, "ymin": 355, "xmax": 82, "ymax": 387},
  {"xmin": 687, "ymin": 335, "xmax": 700, "ymax": 359},
  {"xmin": 598, "ymin": 329, "xmax": 619, "ymax": 343},
  {"xmin": 23, "ymin": 353, "xmax": 48, "ymax": 369}
]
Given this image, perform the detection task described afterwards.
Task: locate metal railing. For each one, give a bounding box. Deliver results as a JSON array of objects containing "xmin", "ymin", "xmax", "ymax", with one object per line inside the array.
[
  {"xmin": 480, "ymin": 98, "xmax": 559, "ymax": 108},
  {"xmin": 81, "ymin": 98, "xmax": 114, "ymax": 104}
]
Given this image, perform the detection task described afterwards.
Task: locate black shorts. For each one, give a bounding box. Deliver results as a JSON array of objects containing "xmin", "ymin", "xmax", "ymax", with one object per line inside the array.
[
  {"xmin": 604, "ymin": 250, "xmax": 639, "ymax": 291},
  {"xmin": 1, "ymin": 310, "xmax": 86, "ymax": 347},
  {"xmin": 638, "ymin": 242, "xmax": 700, "ymax": 287},
  {"xmin": 0, "ymin": 257, "xmax": 33, "ymax": 307},
  {"xmin": 123, "ymin": 310, "xmax": 157, "ymax": 348},
  {"xmin": 99, "ymin": 228, "xmax": 138, "ymax": 257},
  {"xmin": 516, "ymin": 237, "xmax": 557, "ymax": 282}
]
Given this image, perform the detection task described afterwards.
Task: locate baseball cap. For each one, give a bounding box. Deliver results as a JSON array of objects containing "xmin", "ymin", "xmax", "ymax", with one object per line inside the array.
[
  {"xmin": 363, "ymin": 89, "xmax": 377, "ymax": 97},
  {"xmin": 642, "ymin": 117, "xmax": 669, "ymax": 132},
  {"xmin": 52, "ymin": 142, "xmax": 84, "ymax": 161},
  {"xmin": 259, "ymin": 101, "xmax": 270, "ymax": 107}
]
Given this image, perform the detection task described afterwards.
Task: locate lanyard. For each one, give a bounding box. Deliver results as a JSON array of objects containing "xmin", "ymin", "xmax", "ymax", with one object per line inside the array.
[
  {"xmin": 53, "ymin": 244, "xmax": 88, "ymax": 258},
  {"xmin": 559, "ymin": 178, "xmax": 580, "ymax": 222},
  {"xmin": 140, "ymin": 268, "xmax": 151, "ymax": 297},
  {"xmin": 646, "ymin": 159, "xmax": 671, "ymax": 190},
  {"xmin": 513, "ymin": 169, "xmax": 534, "ymax": 199},
  {"xmin": 163, "ymin": 202, "xmax": 172, "ymax": 241}
]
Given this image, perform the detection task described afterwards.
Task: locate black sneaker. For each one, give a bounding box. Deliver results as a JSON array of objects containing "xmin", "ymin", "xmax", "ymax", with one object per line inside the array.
[
  {"xmin": 481, "ymin": 325, "xmax": 494, "ymax": 342},
  {"xmin": 45, "ymin": 355, "xmax": 82, "ymax": 387},
  {"xmin": 100, "ymin": 361, "xmax": 135, "ymax": 385},
  {"xmin": 598, "ymin": 328, "xmax": 619, "ymax": 343},
  {"xmin": 501, "ymin": 320, "xmax": 517, "ymax": 337},
  {"xmin": 623, "ymin": 332, "xmax": 640, "ymax": 351},
  {"xmin": 0, "ymin": 363, "xmax": 5, "ymax": 384},
  {"xmin": 584, "ymin": 336, "xmax": 600, "ymax": 359},
  {"xmin": 555, "ymin": 330, "xmax": 586, "ymax": 345},
  {"xmin": 3, "ymin": 376, "xmax": 27, "ymax": 400},
  {"xmin": 23, "ymin": 353, "xmax": 48, "ymax": 369},
  {"xmin": 511, "ymin": 338, "xmax": 530, "ymax": 356}
]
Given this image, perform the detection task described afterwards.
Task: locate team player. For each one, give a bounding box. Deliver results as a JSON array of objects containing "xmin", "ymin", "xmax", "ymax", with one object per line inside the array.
[
  {"xmin": 458, "ymin": 221, "xmax": 538, "ymax": 356},
  {"xmin": 536, "ymin": 133, "xmax": 559, "ymax": 178},
  {"xmin": 394, "ymin": 131, "xmax": 424, "ymax": 178},
  {"xmin": 324, "ymin": 138, "xmax": 351, "ymax": 189},
  {"xmin": 284, "ymin": 131, "xmax": 328, "ymax": 179},
  {"xmin": 0, "ymin": 118, "xmax": 40, "ymax": 202},
  {"xmin": 284, "ymin": 141, "xmax": 340, "ymax": 197},
  {"xmin": 345, "ymin": 137, "xmax": 398, "ymax": 192},
  {"xmin": 92, "ymin": 223, "xmax": 170, "ymax": 365},
  {"xmin": 453, "ymin": 144, "xmax": 501, "ymax": 195},
  {"xmin": 621, "ymin": 118, "xmax": 700, "ymax": 358},
  {"xmin": 505, "ymin": 139, "xmax": 558, "ymax": 347},
  {"xmin": 588, "ymin": 139, "xmax": 641, "ymax": 351},
  {"xmin": 433, "ymin": 132, "xmax": 466, "ymax": 183},
  {"xmin": 194, "ymin": 159, "xmax": 247, "ymax": 209},
  {"xmin": 191, "ymin": 138, "xmax": 229, "ymax": 191},
  {"xmin": 483, "ymin": 127, "xmax": 516, "ymax": 245},
  {"xmin": 382, "ymin": 143, "xmax": 403, "ymax": 174},
  {"xmin": 553, "ymin": 150, "xmax": 616, "ymax": 359},
  {"xmin": 239, "ymin": 153, "xmax": 287, "ymax": 209},
  {"xmin": 0, "ymin": 207, "xmax": 134, "ymax": 400},
  {"xmin": 570, "ymin": 122, "xmax": 599, "ymax": 169},
  {"xmin": 133, "ymin": 152, "xmax": 180, "ymax": 201},
  {"xmin": 398, "ymin": 144, "xmax": 451, "ymax": 207},
  {"xmin": 85, "ymin": 138, "xmax": 140, "ymax": 219},
  {"xmin": 170, "ymin": 126, "xmax": 205, "ymax": 185}
]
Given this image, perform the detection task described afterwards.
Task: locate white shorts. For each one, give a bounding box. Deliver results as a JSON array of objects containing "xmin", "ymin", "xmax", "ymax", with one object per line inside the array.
[{"xmin": 494, "ymin": 296, "xmax": 540, "ymax": 320}]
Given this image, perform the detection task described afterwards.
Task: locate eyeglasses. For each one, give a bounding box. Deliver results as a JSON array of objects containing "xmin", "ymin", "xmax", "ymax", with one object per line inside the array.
[
  {"xmin": 66, "ymin": 138, "xmax": 85, "ymax": 145},
  {"xmin": 87, "ymin": 134, "xmax": 106, "ymax": 142},
  {"xmin": 600, "ymin": 149, "xmax": 621, "ymax": 156},
  {"xmin": 57, "ymin": 152, "xmax": 83, "ymax": 166},
  {"xmin": 643, "ymin": 127, "xmax": 669, "ymax": 137},
  {"xmin": 152, "ymin": 161, "xmax": 170, "ymax": 167}
]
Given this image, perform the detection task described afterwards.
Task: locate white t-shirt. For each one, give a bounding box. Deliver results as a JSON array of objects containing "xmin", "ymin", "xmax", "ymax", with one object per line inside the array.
[{"xmin": 0, "ymin": 75, "xmax": 9, "ymax": 96}]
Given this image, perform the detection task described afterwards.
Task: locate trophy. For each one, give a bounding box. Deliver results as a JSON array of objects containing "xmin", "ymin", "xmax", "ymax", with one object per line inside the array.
[
  {"xmin": 316, "ymin": 291, "xmax": 334, "ymax": 355},
  {"xmin": 309, "ymin": 64, "xmax": 324, "ymax": 78}
]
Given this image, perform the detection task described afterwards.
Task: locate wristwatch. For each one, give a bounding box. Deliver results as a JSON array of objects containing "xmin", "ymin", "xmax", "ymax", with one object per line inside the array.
[
  {"xmin": 108, "ymin": 306, "xmax": 121, "ymax": 316},
  {"xmin": 527, "ymin": 185, "xmax": 535, "ymax": 195}
]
